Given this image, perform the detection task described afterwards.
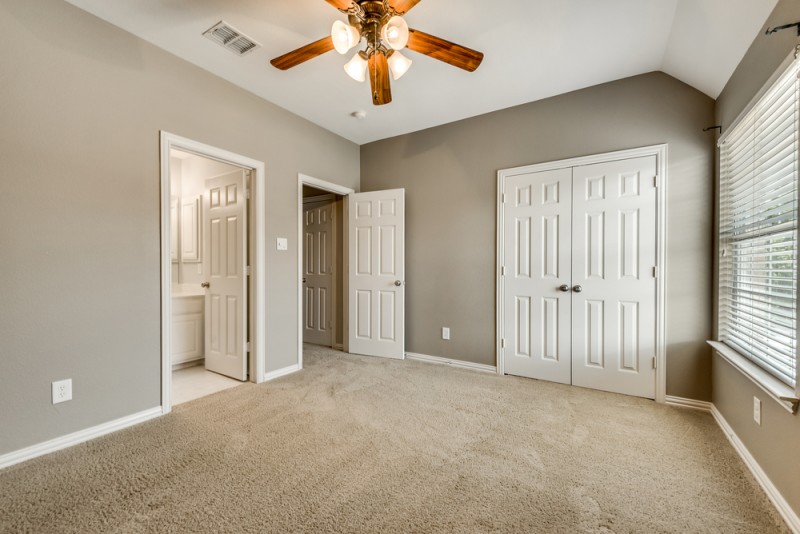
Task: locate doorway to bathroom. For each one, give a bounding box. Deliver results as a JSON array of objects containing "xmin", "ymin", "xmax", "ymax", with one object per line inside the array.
[{"xmin": 160, "ymin": 132, "xmax": 267, "ymax": 413}]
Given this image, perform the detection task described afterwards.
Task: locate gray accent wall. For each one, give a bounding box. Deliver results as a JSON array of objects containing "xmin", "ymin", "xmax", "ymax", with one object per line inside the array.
[
  {"xmin": 361, "ymin": 72, "xmax": 715, "ymax": 401},
  {"xmin": 0, "ymin": 0, "xmax": 359, "ymax": 455},
  {"xmin": 713, "ymin": 0, "xmax": 800, "ymax": 519}
]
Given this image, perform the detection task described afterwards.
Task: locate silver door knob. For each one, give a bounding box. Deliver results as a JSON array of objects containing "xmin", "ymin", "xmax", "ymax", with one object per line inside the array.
[
  {"xmin": 558, "ymin": 284, "xmax": 570, "ymax": 292},
  {"xmin": 394, "ymin": 280, "xmax": 403, "ymax": 287},
  {"xmin": 573, "ymin": 285, "xmax": 583, "ymax": 293},
  {"xmin": 201, "ymin": 282, "xmax": 210, "ymax": 289}
]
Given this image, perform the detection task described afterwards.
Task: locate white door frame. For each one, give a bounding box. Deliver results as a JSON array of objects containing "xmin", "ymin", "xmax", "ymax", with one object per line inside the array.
[
  {"xmin": 297, "ymin": 174, "xmax": 355, "ymax": 369},
  {"xmin": 159, "ymin": 131, "xmax": 267, "ymax": 414},
  {"xmin": 496, "ymin": 144, "xmax": 668, "ymax": 403}
]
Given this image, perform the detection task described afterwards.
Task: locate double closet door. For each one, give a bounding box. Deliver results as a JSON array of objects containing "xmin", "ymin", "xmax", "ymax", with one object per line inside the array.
[{"xmin": 502, "ymin": 156, "xmax": 658, "ymax": 399}]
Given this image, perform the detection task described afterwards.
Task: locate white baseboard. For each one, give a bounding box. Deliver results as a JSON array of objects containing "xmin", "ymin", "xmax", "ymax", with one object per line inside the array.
[
  {"xmin": 711, "ymin": 405, "xmax": 800, "ymax": 533},
  {"xmin": 665, "ymin": 395, "xmax": 713, "ymax": 411},
  {"xmin": 263, "ymin": 364, "xmax": 301, "ymax": 382},
  {"xmin": 405, "ymin": 352, "xmax": 497, "ymax": 374},
  {"xmin": 0, "ymin": 407, "xmax": 162, "ymax": 471}
]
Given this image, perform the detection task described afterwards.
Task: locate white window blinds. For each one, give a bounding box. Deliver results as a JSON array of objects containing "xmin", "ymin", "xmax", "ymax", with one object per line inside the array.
[{"xmin": 719, "ymin": 59, "xmax": 799, "ymax": 388}]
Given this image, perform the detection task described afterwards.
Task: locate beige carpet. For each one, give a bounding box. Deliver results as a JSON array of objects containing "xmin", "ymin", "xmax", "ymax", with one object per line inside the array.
[{"xmin": 0, "ymin": 345, "xmax": 789, "ymax": 533}]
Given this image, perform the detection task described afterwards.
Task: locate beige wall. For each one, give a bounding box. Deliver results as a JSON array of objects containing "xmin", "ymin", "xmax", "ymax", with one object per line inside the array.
[
  {"xmin": 713, "ymin": 0, "xmax": 800, "ymax": 519},
  {"xmin": 0, "ymin": 0, "xmax": 359, "ymax": 455},
  {"xmin": 361, "ymin": 72, "xmax": 715, "ymax": 401}
]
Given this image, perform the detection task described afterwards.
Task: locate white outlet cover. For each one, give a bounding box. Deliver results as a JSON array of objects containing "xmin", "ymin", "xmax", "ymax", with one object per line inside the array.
[
  {"xmin": 442, "ymin": 327, "xmax": 450, "ymax": 340},
  {"xmin": 276, "ymin": 237, "xmax": 288, "ymax": 251},
  {"xmin": 753, "ymin": 396, "xmax": 762, "ymax": 426},
  {"xmin": 52, "ymin": 379, "xmax": 73, "ymax": 404}
]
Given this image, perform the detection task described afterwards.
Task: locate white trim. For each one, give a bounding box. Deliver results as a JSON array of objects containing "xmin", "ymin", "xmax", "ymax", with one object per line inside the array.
[
  {"xmin": 709, "ymin": 342, "xmax": 799, "ymax": 414},
  {"xmin": 496, "ymin": 144, "xmax": 668, "ymax": 402},
  {"xmin": 405, "ymin": 352, "xmax": 497, "ymax": 374},
  {"xmin": 711, "ymin": 405, "xmax": 800, "ymax": 533},
  {"xmin": 160, "ymin": 132, "xmax": 268, "ymax": 416},
  {"xmin": 664, "ymin": 395, "xmax": 712, "ymax": 412},
  {"xmin": 718, "ymin": 49, "xmax": 798, "ymax": 147},
  {"xmin": 297, "ymin": 174, "xmax": 355, "ymax": 372},
  {"xmin": 0, "ymin": 407, "xmax": 161, "ymax": 470},
  {"xmin": 263, "ymin": 364, "xmax": 301, "ymax": 382}
]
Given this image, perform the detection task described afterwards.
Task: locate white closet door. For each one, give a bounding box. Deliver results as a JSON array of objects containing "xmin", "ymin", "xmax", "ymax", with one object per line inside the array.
[
  {"xmin": 303, "ymin": 201, "xmax": 334, "ymax": 346},
  {"xmin": 203, "ymin": 170, "xmax": 248, "ymax": 381},
  {"xmin": 347, "ymin": 189, "xmax": 405, "ymax": 359},
  {"xmin": 571, "ymin": 156, "xmax": 657, "ymax": 398},
  {"xmin": 503, "ymin": 168, "xmax": 573, "ymax": 384}
]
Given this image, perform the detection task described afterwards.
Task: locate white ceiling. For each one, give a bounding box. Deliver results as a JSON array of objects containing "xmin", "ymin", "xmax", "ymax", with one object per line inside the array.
[{"xmin": 65, "ymin": 0, "xmax": 777, "ymax": 145}]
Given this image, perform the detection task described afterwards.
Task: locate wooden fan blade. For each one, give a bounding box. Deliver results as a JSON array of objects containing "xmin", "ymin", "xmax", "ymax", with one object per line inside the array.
[
  {"xmin": 324, "ymin": 0, "xmax": 352, "ymax": 10},
  {"xmin": 270, "ymin": 36, "xmax": 334, "ymax": 70},
  {"xmin": 368, "ymin": 52, "xmax": 392, "ymax": 106},
  {"xmin": 388, "ymin": 0, "xmax": 422, "ymax": 14},
  {"xmin": 406, "ymin": 29, "xmax": 484, "ymax": 72}
]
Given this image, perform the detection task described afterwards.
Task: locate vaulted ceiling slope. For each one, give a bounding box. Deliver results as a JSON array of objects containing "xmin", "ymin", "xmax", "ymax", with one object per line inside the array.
[{"xmin": 65, "ymin": 0, "xmax": 777, "ymax": 144}]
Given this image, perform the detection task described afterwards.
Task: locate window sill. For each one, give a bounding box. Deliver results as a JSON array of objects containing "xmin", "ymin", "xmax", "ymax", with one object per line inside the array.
[{"xmin": 708, "ymin": 341, "xmax": 799, "ymax": 415}]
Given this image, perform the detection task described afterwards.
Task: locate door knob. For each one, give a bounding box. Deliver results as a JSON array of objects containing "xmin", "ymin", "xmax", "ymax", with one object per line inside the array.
[
  {"xmin": 394, "ymin": 280, "xmax": 403, "ymax": 287},
  {"xmin": 558, "ymin": 284, "xmax": 570, "ymax": 292},
  {"xmin": 302, "ymin": 278, "xmax": 306, "ymax": 284},
  {"xmin": 573, "ymin": 285, "xmax": 583, "ymax": 293},
  {"xmin": 201, "ymin": 282, "xmax": 210, "ymax": 289}
]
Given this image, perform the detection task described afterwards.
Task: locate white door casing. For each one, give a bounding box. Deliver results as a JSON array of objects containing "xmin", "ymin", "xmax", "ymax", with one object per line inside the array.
[
  {"xmin": 571, "ymin": 156, "xmax": 657, "ymax": 399},
  {"xmin": 502, "ymin": 168, "xmax": 573, "ymax": 384},
  {"xmin": 203, "ymin": 170, "xmax": 248, "ymax": 381},
  {"xmin": 303, "ymin": 201, "xmax": 334, "ymax": 346},
  {"xmin": 347, "ymin": 189, "xmax": 405, "ymax": 359}
]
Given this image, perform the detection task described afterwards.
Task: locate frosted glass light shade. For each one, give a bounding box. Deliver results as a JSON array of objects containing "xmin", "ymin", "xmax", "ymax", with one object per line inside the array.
[
  {"xmin": 387, "ymin": 51, "xmax": 412, "ymax": 80},
  {"xmin": 344, "ymin": 52, "xmax": 368, "ymax": 82},
  {"xmin": 380, "ymin": 16, "xmax": 409, "ymax": 50},
  {"xmin": 332, "ymin": 20, "xmax": 360, "ymax": 54}
]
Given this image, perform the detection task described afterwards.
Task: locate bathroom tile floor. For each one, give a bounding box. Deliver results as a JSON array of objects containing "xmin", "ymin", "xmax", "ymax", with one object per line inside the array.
[{"xmin": 172, "ymin": 365, "xmax": 243, "ymax": 405}]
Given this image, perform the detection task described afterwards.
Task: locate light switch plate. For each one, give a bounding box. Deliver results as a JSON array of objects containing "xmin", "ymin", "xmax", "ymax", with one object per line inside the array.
[
  {"xmin": 276, "ymin": 237, "xmax": 288, "ymax": 251},
  {"xmin": 442, "ymin": 327, "xmax": 450, "ymax": 340}
]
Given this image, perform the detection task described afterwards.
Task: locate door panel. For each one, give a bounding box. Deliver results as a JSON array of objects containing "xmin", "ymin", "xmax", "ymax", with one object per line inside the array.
[
  {"xmin": 203, "ymin": 171, "xmax": 247, "ymax": 381},
  {"xmin": 571, "ymin": 156, "xmax": 657, "ymax": 398},
  {"xmin": 303, "ymin": 201, "xmax": 334, "ymax": 346},
  {"xmin": 503, "ymin": 168, "xmax": 572, "ymax": 384},
  {"xmin": 348, "ymin": 189, "xmax": 405, "ymax": 359}
]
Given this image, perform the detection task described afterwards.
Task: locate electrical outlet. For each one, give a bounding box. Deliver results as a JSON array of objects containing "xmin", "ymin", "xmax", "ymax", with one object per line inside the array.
[
  {"xmin": 442, "ymin": 327, "xmax": 450, "ymax": 340},
  {"xmin": 52, "ymin": 379, "xmax": 72, "ymax": 404},
  {"xmin": 276, "ymin": 237, "xmax": 288, "ymax": 251},
  {"xmin": 753, "ymin": 396, "xmax": 761, "ymax": 426}
]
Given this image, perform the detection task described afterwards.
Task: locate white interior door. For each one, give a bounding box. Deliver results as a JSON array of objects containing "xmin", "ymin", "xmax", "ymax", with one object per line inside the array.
[
  {"xmin": 303, "ymin": 201, "xmax": 334, "ymax": 346},
  {"xmin": 203, "ymin": 170, "xmax": 247, "ymax": 381},
  {"xmin": 347, "ymin": 189, "xmax": 405, "ymax": 359},
  {"xmin": 503, "ymin": 168, "xmax": 573, "ymax": 384},
  {"xmin": 571, "ymin": 156, "xmax": 657, "ymax": 398}
]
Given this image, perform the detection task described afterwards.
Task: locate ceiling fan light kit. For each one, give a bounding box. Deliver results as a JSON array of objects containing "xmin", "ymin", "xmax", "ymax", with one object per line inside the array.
[{"xmin": 270, "ymin": 0, "xmax": 484, "ymax": 106}]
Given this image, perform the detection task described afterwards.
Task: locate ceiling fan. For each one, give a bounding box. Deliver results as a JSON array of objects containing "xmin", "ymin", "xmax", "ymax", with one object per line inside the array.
[{"xmin": 270, "ymin": 0, "xmax": 484, "ymax": 106}]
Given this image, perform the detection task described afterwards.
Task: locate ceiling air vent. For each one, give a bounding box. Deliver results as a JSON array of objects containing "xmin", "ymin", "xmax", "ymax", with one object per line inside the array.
[{"xmin": 203, "ymin": 21, "xmax": 260, "ymax": 56}]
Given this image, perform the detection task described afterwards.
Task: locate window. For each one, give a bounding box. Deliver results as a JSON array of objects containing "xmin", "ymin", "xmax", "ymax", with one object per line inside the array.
[{"xmin": 719, "ymin": 58, "xmax": 798, "ymax": 389}]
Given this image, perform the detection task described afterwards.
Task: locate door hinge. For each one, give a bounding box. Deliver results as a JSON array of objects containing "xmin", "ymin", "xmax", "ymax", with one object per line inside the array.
[
  {"xmin": 501, "ymin": 338, "xmax": 506, "ymax": 348},
  {"xmin": 652, "ymin": 357, "xmax": 657, "ymax": 369},
  {"xmin": 652, "ymin": 266, "xmax": 658, "ymax": 278},
  {"xmin": 501, "ymin": 265, "xmax": 506, "ymax": 276},
  {"xmin": 501, "ymin": 193, "xmax": 506, "ymax": 204},
  {"xmin": 653, "ymin": 175, "xmax": 659, "ymax": 188},
  {"xmin": 246, "ymin": 189, "xmax": 251, "ymax": 200},
  {"xmin": 246, "ymin": 265, "xmax": 251, "ymax": 276},
  {"xmin": 246, "ymin": 342, "xmax": 251, "ymax": 353}
]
